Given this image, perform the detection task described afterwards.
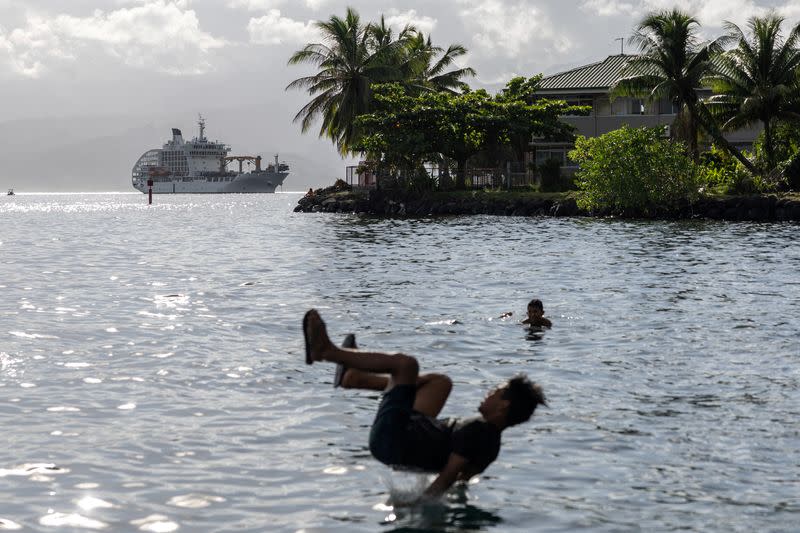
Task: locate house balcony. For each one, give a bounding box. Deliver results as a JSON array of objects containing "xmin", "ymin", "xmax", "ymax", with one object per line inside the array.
[{"xmin": 561, "ymin": 113, "xmax": 676, "ymax": 138}]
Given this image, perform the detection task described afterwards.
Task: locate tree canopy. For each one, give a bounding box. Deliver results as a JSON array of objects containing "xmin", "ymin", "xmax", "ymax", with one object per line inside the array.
[
  {"xmin": 356, "ymin": 80, "xmax": 585, "ymax": 189},
  {"xmin": 705, "ymin": 14, "xmax": 800, "ymax": 172},
  {"xmin": 287, "ymin": 8, "xmax": 475, "ymax": 155}
]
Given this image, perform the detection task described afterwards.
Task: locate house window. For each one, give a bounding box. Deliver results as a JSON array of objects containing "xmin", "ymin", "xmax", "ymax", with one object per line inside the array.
[
  {"xmin": 612, "ymin": 97, "xmax": 645, "ymax": 115},
  {"xmin": 536, "ymin": 148, "xmax": 578, "ymax": 168},
  {"xmin": 564, "ymin": 95, "xmax": 594, "ymax": 115},
  {"xmin": 658, "ymin": 97, "xmax": 680, "ymax": 114}
]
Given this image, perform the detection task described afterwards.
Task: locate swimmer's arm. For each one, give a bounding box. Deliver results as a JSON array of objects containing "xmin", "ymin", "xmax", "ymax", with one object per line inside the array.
[{"xmin": 423, "ymin": 453, "xmax": 468, "ymax": 499}]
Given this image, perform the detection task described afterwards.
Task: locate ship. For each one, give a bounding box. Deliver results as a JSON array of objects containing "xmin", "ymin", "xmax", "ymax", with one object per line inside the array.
[{"xmin": 132, "ymin": 116, "xmax": 289, "ymax": 194}]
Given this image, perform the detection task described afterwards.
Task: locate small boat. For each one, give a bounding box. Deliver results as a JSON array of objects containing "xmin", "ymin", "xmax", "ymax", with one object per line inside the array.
[{"xmin": 6, "ymin": 188, "xmax": 13, "ymax": 196}]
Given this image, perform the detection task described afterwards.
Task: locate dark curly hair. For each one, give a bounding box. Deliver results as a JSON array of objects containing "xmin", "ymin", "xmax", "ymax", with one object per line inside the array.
[
  {"xmin": 503, "ymin": 374, "xmax": 547, "ymax": 427},
  {"xmin": 527, "ymin": 299, "xmax": 544, "ymax": 311}
]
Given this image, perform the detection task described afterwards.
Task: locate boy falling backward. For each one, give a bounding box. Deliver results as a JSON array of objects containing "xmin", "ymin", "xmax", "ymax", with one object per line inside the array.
[{"xmin": 302, "ymin": 309, "xmax": 546, "ymax": 499}]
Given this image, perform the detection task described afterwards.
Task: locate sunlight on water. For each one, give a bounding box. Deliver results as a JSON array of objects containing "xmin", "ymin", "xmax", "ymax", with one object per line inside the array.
[
  {"xmin": 76, "ymin": 496, "xmax": 114, "ymax": 511},
  {"xmin": 0, "ymin": 518, "xmax": 22, "ymax": 530},
  {"xmin": 1, "ymin": 193, "xmax": 798, "ymax": 531},
  {"xmin": 167, "ymin": 494, "xmax": 226, "ymax": 509},
  {"xmin": 130, "ymin": 515, "xmax": 180, "ymax": 532},
  {"xmin": 39, "ymin": 513, "xmax": 107, "ymax": 529}
]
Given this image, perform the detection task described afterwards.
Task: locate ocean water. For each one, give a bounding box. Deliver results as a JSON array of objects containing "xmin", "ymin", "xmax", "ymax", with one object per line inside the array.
[{"xmin": 1, "ymin": 192, "xmax": 798, "ymax": 532}]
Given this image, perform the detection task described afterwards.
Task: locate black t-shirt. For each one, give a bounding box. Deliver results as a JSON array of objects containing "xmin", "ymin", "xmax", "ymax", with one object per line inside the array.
[{"xmin": 398, "ymin": 414, "xmax": 502, "ymax": 473}]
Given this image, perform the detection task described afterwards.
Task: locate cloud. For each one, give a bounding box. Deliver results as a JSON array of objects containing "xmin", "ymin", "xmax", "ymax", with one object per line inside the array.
[
  {"xmin": 385, "ymin": 9, "xmax": 437, "ymax": 35},
  {"xmin": 247, "ymin": 9, "xmax": 319, "ymax": 45},
  {"xmin": 456, "ymin": 0, "xmax": 573, "ymax": 57},
  {"xmin": 228, "ymin": 0, "xmax": 283, "ymax": 9},
  {"xmin": 580, "ymin": 0, "xmax": 770, "ymax": 30},
  {"xmin": 580, "ymin": 0, "xmax": 636, "ymax": 17},
  {"xmin": 781, "ymin": 1, "xmax": 800, "ymax": 20},
  {"xmin": 228, "ymin": 0, "xmax": 330, "ymax": 11},
  {"xmin": 0, "ymin": 0, "xmax": 224, "ymax": 78}
]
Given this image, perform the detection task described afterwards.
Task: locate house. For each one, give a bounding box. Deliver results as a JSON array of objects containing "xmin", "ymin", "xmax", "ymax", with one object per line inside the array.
[{"xmin": 532, "ymin": 54, "xmax": 761, "ymax": 172}]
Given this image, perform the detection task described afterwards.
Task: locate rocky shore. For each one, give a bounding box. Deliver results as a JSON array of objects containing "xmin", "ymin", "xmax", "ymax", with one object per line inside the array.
[{"xmin": 294, "ymin": 186, "xmax": 800, "ymax": 221}]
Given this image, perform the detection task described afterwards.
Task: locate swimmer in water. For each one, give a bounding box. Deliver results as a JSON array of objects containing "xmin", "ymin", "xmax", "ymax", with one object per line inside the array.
[
  {"xmin": 302, "ymin": 309, "xmax": 546, "ymax": 501},
  {"xmin": 498, "ymin": 298, "xmax": 552, "ymax": 328},
  {"xmin": 521, "ymin": 299, "xmax": 552, "ymax": 328}
]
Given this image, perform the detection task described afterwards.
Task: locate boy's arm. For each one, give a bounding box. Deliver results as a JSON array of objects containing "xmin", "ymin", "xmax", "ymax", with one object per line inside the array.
[{"xmin": 423, "ymin": 453, "xmax": 469, "ymax": 499}]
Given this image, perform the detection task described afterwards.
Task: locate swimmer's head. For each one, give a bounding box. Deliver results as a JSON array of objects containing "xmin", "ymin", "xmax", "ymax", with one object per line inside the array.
[
  {"xmin": 528, "ymin": 299, "xmax": 544, "ymax": 312},
  {"xmin": 504, "ymin": 375, "xmax": 546, "ymax": 426},
  {"xmin": 480, "ymin": 374, "xmax": 546, "ymax": 428},
  {"xmin": 527, "ymin": 299, "xmax": 544, "ymax": 318}
]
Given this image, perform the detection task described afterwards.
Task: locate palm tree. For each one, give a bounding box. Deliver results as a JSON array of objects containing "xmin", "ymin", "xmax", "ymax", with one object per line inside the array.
[
  {"xmin": 286, "ymin": 8, "xmax": 404, "ymax": 154},
  {"xmin": 401, "ymin": 32, "xmax": 475, "ymax": 94},
  {"xmin": 705, "ymin": 14, "xmax": 800, "ymax": 172},
  {"xmin": 611, "ymin": 9, "xmax": 723, "ymax": 161}
]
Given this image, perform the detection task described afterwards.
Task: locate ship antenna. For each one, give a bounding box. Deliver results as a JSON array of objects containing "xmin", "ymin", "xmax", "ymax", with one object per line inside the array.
[{"xmin": 198, "ymin": 114, "xmax": 206, "ymax": 141}]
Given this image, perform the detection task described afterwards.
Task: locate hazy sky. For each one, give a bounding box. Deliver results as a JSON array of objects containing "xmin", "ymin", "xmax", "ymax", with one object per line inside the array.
[{"xmin": 0, "ymin": 0, "xmax": 796, "ymax": 192}]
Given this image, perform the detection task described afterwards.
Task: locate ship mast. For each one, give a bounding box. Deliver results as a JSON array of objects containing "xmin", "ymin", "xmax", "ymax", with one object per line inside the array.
[{"xmin": 198, "ymin": 114, "xmax": 206, "ymax": 141}]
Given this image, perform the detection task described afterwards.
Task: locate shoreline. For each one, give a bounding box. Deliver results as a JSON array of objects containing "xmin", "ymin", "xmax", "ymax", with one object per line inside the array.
[{"xmin": 294, "ymin": 188, "xmax": 800, "ymax": 222}]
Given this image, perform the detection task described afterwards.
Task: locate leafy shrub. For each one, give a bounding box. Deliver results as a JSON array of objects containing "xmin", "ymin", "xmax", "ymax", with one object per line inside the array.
[
  {"xmin": 752, "ymin": 121, "xmax": 800, "ymax": 170},
  {"xmin": 698, "ymin": 145, "xmax": 757, "ymax": 194},
  {"xmin": 783, "ymin": 153, "xmax": 800, "ymax": 191},
  {"xmin": 569, "ymin": 126, "xmax": 700, "ymax": 215}
]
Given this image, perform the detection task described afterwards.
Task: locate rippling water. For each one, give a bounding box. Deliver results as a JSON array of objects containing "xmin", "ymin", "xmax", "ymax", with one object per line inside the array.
[{"xmin": 1, "ymin": 193, "xmax": 798, "ymax": 532}]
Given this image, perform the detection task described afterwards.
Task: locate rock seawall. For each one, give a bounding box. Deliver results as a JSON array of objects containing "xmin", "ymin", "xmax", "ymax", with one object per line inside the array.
[{"xmin": 294, "ymin": 189, "xmax": 800, "ymax": 221}]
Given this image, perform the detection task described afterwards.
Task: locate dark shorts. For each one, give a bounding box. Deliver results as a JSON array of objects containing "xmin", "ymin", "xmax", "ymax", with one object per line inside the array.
[{"xmin": 368, "ymin": 384, "xmax": 416, "ymax": 466}]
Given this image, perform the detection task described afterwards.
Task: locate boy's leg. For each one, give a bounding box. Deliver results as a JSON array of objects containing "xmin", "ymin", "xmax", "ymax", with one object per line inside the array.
[
  {"xmin": 339, "ymin": 368, "xmax": 390, "ymax": 390},
  {"xmin": 304, "ymin": 309, "xmax": 419, "ymax": 385},
  {"xmin": 413, "ymin": 373, "xmax": 452, "ymax": 418},
  {"xmin": 315, "ymin": 314, "xmax": 452, "ymax": 417},
  {"xmin": 339, "ymin": 369, "xmax": 451, "ymax": 416}
]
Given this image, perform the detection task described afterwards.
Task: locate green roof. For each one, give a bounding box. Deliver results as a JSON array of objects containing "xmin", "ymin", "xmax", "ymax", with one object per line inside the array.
[
  {"xmin": 539, "ymin": 54, "xmax": 633, "ymax": 92},
  {"xmin": 538, "ymin": 53, "xmax": 729, "ymax": 93}
]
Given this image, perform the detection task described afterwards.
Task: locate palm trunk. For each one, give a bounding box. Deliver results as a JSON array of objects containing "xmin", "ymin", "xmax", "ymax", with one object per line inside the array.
[
  {"xmin": 696, "ymin": 102, "xmax": 758, "ymax": 175},
  {"xmin": 456, "ymin": 158, "xmax": 467, "ymax": 190},
  {"xmin": 763, "ymin": 117, "xmax": 775, "ymax": 172},
  {"xmin": 687, "ymin": 107, "xmax": 699, "ymax": 162}
]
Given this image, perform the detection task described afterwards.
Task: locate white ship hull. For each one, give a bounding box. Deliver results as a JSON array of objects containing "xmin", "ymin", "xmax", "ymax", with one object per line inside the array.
[{"xmin": 133, "ymin": 171, "xmax": 289, "ymax": 194}]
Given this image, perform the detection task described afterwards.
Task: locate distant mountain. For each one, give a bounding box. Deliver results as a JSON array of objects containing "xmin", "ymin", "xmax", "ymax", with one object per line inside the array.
[{"xmin": 0, "ymin": 110, "xmax": 356, "ymax": 192}]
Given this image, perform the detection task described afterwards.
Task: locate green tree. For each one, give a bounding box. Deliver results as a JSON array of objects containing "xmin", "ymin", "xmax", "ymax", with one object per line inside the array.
[
  {"xmin": 357, "ymin": 83, "xmax": 579, "ymax": 189},
  {"xmin": 358, "ymin": 86, "xmax": 491, "ymax": 188},
  {"xmin": 401, "ymin": 32, "xmax": 475, "ymax": 94},
  {"xmin": 705, "ymin": 14, "xmax": 800, "ymax": 172},
  {"xmin": 570, "ymin": 126, "xmax": 701, "ymax": 215},
  {"xmin": 496, "ymin": 76, "xmax": 583, "ymax": 162},
  {"xmin": 286, "ymin": 8, "xmax": 406, "ymax": 154},
  {"xmin": 611, "ymin": 9, "xmax": 723, "ymax": 161},
  {"xmin": 287, "ymin": 9, "xmax": 476, "ymax": 156}
]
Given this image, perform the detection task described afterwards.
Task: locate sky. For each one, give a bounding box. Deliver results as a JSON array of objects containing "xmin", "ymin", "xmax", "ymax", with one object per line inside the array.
[{"xmin": 0, "ymin": 0, "xmax": 797, "ymax": 192}]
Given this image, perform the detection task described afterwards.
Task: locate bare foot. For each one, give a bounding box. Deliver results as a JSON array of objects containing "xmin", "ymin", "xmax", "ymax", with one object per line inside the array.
[{"xmin": 303, "ymin": 309, "xmax": 334, "ymax": 364}]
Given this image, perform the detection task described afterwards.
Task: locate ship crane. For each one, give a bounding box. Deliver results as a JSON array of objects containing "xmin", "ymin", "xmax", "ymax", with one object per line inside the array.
[{"xmin": 221, "ymin": 155, "xmax": 263, "ymax": 173}]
